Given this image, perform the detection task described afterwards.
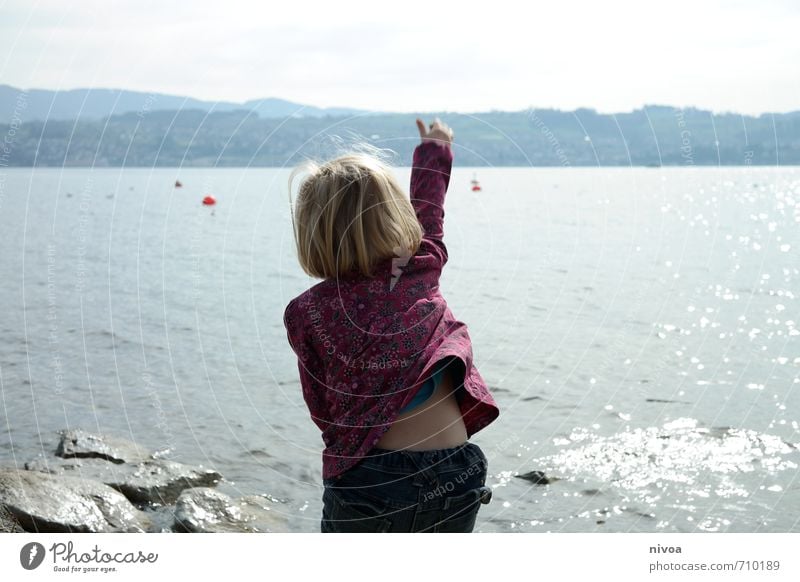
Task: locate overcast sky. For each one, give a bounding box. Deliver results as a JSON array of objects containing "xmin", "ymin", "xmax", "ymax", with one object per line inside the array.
[{"xmin": 1, "ymin": 0, "xmax": 798, "ymax": 115}]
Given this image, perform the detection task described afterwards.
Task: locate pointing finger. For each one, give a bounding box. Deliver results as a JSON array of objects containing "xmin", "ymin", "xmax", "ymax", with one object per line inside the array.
[{"xmin": 416, "ymin": 118, "xmax": 427, "ymax": 137}]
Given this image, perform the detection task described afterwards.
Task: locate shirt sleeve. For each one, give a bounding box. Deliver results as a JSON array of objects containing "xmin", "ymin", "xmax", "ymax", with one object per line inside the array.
[{"xmin": 410, "ymin": 141, "xmax": 454, "ymax": 268}]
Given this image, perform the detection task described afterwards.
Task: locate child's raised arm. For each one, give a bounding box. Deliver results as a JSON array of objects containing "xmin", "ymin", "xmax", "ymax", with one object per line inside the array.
[{"xmin": 410, "ymin": 118, "xmax": 454, "ymax": 266}]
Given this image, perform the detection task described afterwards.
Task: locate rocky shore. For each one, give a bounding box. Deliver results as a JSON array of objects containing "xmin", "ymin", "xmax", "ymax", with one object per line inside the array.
[{"xmin": 0, "ymin": 429, "xmax": 287, "ymax": 533}]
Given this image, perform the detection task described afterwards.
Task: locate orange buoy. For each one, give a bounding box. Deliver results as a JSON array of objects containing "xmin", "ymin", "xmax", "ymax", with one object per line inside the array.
[
  {"xmin": 174, "ymin": 180, "xmax": 183, "ymax": 188},
  {"xmin": 202, "ymin": 195, "xmax": 216, "ymax": 206}
]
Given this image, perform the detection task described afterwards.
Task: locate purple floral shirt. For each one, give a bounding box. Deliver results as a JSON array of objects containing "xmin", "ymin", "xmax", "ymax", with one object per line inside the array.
[{"xmin": 283, "ymin": 141, "xmax": 500, "ymax": 480}]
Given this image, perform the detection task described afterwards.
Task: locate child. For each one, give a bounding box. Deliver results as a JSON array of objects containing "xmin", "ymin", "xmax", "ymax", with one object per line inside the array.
[{"xmin": 284, "ymin": 118, "xmax": 500, "ymax": 532}]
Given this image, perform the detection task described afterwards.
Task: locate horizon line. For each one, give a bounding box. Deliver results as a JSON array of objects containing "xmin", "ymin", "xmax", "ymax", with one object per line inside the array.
[{"xmin": 2, "ymin": 83, "xmax": 796, "ymax": 119}]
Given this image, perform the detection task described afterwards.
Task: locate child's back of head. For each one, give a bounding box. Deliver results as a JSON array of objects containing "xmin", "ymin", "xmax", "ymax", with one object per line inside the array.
[{"xmin": 289, "ymin": 152, "xmax": 422, "ymax": 280}]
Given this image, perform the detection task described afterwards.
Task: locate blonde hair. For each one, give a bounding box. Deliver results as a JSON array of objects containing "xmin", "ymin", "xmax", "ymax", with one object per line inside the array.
[{"xmin": 288, "ymin": 150, "xmax": 423, "ymax": 279}]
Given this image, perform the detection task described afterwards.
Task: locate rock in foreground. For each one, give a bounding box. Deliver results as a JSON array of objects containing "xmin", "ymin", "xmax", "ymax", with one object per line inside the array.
[
  {"xmin": 1, "ymin": 503, "xmax": 25, "ymax": 532},
  {"xmin": 25, "ymin": 456, "xmax": 222, "ymax": 506},
  {"xmin": 56, "ymin": 428, "xmax": 153, "ymax": 464},
  {"xmin": 3, "ymin": 428, "xmax": 281, "ymax": 533},
  {"xmin": 173, "ymin": 487, "xmax": 287, "ymax": 533},
  {"xmin": 0, "ymin": 469, "xmax": 151, "ymax": 533}
]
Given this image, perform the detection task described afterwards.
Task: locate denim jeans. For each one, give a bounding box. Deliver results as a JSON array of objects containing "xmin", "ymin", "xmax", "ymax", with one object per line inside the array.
[{"xmin": 320, "ymin": 441, "xmax": 492, "ymax": 533}]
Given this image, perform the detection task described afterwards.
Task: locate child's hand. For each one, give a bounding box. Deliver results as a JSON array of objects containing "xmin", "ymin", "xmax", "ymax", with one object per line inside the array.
[{"xmin": 416, "ymin": 117, "xmax": 454, "ymax": 147}]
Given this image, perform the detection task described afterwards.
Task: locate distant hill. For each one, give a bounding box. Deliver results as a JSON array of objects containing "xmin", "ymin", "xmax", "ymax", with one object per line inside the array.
[
  {"xmin": 0, "ymin": 84, "xmax": 368, "ymax": 121},
  {"xmin": 1, "ymin": 92, "xmax": 798, "ymax": 166}
]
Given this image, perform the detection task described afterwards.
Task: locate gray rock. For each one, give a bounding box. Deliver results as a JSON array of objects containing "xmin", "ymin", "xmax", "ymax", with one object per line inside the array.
[
  {"xmin": 25, "ymin": 455, "xmax": 222, "ymax": 506},
  {"xmin": 515, "ymin": 470, "xmax": 557, "ymax": 485},
  {"xmin": 1, "ymin": 503, "xmax": 25, "ymax": 532},
  {"xmin": 173, "ymin": 488, "xmax": 287, "ymax": 533},
  {"xmin": 56, "ymin": 429, "xmax": 152, "ymax": 464},
  {"xmin": 0, "ymin": 469, "xmax": 151, "ymax": 533}
]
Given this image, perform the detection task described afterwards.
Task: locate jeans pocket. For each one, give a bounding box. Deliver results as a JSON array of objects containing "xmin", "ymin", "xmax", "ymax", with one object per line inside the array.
[
  {"xmin": 470, "ymin": 444, "xmax": 489, "ymax": 478},
  {"xmin": 435, "ymin": 486, "xmax": 487, "ymax": 533},
  {"xmin": 322, "ymin": 487, "xmax": 394, "ymax": 533}
]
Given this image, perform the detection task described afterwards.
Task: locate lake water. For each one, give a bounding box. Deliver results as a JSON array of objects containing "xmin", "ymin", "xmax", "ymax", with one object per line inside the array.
[{"xmin": 0, "ymin": 165, "xmax": 798, "ymax": 532}]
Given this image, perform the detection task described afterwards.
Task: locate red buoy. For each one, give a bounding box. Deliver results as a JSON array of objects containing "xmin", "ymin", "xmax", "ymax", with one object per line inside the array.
[
  {"xmin": 202, "ymin": 195, "xmax": 216, "ymax": 206},
  {"xmin": 470, "ymin": 172, "xmax": 482, "ymax": 192}
]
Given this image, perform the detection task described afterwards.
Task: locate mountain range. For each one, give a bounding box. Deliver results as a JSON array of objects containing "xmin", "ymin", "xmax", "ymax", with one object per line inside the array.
[
  {"xmin": 1, "ymin": 85, "xmax": 798, "ymax": 166},
  {"xmin": 0, "ymin": 84, "xmax": 367, "ymax": 121}
]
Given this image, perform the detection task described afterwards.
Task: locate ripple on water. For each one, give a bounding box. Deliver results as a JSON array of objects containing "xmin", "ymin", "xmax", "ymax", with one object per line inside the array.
[{"xmin": 528, "ymin": 418, "xmax": 799, "ymax": 531}]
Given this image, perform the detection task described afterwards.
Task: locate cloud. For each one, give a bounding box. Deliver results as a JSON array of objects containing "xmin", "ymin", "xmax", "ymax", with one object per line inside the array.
[{"xmin": 1, "ymin": 0, "xmax": 798, "ymax": 114}]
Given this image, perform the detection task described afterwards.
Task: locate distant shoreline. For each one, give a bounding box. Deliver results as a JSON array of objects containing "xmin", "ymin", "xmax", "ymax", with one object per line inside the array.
[{"xmin": 2, "ymin": 106, "xmax": 797, "ymax": 167}]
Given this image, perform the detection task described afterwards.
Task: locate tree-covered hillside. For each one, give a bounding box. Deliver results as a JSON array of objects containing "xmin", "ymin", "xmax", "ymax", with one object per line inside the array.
[{"xmin": 2, "ymin": 105, "xmax": 798, "ymax": 167}]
